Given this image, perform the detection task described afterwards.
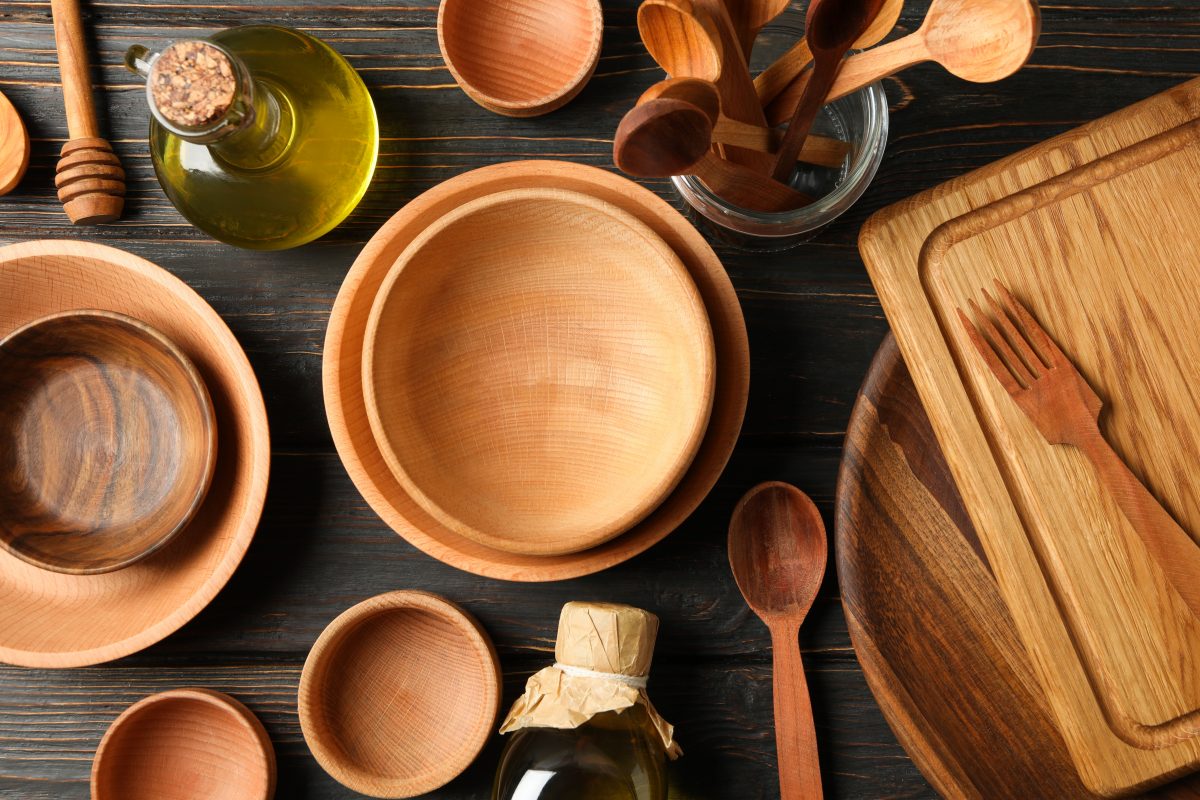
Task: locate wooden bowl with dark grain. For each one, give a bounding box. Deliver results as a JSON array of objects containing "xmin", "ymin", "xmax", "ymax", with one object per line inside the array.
[
  {"xmin": 298, "ymin": 590, "xmax": 501, "ymax": 799},
  {"xmin": 437, "ymin": 0, "xmax": 603, "ymax": 117},
  {"xmin": 0, "ymin": 310, "xmax": 217, "ymax": 575}
]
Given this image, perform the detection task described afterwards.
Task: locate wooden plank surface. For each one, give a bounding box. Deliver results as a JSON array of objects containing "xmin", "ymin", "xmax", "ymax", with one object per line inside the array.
[{"xmin": 0, "ymin": 0, "xmax": 1197, "ymax": 796}]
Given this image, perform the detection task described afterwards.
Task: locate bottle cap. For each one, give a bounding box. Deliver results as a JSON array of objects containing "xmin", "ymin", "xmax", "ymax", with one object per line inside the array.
[
  {"xmin": 149, "ymin": 41, "xmax": 237, "ymax": 129},
  {"xmin": 555, "ymin": 601, "xmax": 659, "ymax": 678}
]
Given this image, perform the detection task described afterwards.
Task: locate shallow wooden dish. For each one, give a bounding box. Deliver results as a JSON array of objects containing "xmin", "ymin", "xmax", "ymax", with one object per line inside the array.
[
  {"xmin": 0, "ymin": 310, "xmax": 217, "ymax": 575},
  {"xmin": 324, "ymin": 160, "xmax": 749, "ymax": 581},
  {"xmin": 363, "ymin": 188, "xmax": 714, "ymax": 557},
  {"xmin": 0, "ymin": 240, "xmax": 270, "ymax": 668},
  {"xmin": 92, "ymin": 688, "xmax": 275, "ymax": 800},
  {"xmin": 298, "ymin": 590, "xmax": 501, "ymax": 799},
  {"xmin": 437, "ymin": 0, "xmax": 603, "ymax": 117}
]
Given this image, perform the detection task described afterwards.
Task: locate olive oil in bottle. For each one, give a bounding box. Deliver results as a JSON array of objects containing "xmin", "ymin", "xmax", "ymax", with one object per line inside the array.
[
  {"xmin": 494, "ymin": 602, "xmax": 681, "ymax": 800},
  {"xmin": 125, "ymin": 26, "xmax": 378, "ymax": 250}
]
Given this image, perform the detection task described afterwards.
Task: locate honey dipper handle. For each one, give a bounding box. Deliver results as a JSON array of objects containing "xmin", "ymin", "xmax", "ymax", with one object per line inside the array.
[{"xmin": 50, "ymin": 0, "xmax": 100, "ymax": 139}]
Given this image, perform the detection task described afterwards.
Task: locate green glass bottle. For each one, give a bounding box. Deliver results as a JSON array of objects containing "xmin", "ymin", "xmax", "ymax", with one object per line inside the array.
[{"xmin": 125, "ymin": 26, "xmax": 378, "ymax": 250}]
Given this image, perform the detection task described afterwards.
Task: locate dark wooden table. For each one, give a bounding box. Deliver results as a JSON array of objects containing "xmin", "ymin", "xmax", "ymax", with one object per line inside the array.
[{"xmin": 0, "ymin": 1, "xmax": 1196, "ymax": 797}]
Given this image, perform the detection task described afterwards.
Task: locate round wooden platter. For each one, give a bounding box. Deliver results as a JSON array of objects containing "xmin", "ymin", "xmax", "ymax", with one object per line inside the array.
[
  {"xmin": 0, "ymin": 241, "xmax": 270, "ymax": 668},
  {"xmin": 835, "ymin": 334, "xmax": 1200, "ymax": 799},
  {"xmin": 324, "ymin": 160, "xmax": 749, "ymax": 582}
]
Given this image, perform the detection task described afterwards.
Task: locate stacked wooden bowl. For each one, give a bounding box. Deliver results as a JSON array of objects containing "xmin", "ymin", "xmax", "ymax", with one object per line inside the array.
[{"xmin": 324, "ymin": 160, "xmax": 749, "ymax": 581}]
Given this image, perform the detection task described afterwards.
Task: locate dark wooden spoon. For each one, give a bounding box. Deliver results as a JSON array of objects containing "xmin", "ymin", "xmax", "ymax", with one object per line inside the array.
[
  {"xmin": 729, "ymin": 482, "xmax": 828, "ymax": 800},
  {"xmin": 770, "ymin": 0, "xmax": 884, "ymax": 182}
]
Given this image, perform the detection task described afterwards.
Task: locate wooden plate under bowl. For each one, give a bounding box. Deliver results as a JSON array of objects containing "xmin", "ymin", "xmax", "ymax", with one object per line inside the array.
[
  {"xmin": 91, "ymin": 688, "xmax": 276, "ymax": 800},
  {"xmin": 324, "ymin": 160, "xmax": 749, "ymax": 581},
  {"xmin": 0, "ymin": 241, "xmax": 269, "ymax": 668},
  {"xmin": 437, "ymin": 0, "xmax": 603, "ymax": 117},
  {"xmin": 363, "ymin": 188, "xmax": 715, "ymax": 557},
  {"xmin": 298, "ymin": 590, "xmax": 501, "ymax": 799},
  {"xmin": 0, "ymin": 310, "xmax": 217, "ymax": 575}
]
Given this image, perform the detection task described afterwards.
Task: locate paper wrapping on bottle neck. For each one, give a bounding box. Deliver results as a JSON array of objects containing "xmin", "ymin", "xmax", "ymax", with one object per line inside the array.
[{"xmin": 498, "ymin": 602, "xmax": 682, "ymax": 758}]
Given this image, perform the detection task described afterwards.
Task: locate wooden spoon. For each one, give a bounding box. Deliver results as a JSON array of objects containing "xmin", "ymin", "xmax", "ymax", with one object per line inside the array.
[
  {"xmin": 767, "ymin": 0, "xmax": 1041, "ymax": 126},
  {"xmin": 771, "ymin": 0, "xmax": 884, "ymax": 182},
  {"xmin": 638, "ymin": 0, "xmax": 724, "ymax": 82},
  {"xmin": 639, "ymin": 77, "xmax": 851, "ymax": 168},
  {"xmin": 729, "ymin": 482, "xmax": 828, "ymax": 800},
  {"xmin": 727, "ymin": 0, "xmax": 791, "ymax": 61},
  {"xmin": 754, "ymin": 0, "xmax": 903, "ymax": 106},
  {"xmin": 0, "ymin": 91, "xmax": 29, "ymax": 196},
  {"xmin": 614, "ymin": 97, "xmax": 811, "ymax": 211}
]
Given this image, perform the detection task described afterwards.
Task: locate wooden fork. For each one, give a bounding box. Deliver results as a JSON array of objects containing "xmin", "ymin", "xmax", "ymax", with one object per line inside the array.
[{"xmin": 959, "ymin": 281, "xmax": 1200, "ymax": 622}]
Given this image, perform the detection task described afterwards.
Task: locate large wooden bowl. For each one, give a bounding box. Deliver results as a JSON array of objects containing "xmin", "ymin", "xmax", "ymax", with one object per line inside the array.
[
  {"xmin": 0, "ymin": 310, "xmax": 217, "ymax": 574},
  {"xmin": 437, "ymin": 0, "xmax": 603, "ymax": 117},
  {"xmin": 324, "ymin": 161, "xmax": 749, "ymax": 581},
  {"xmin": 0, "ymin": 241, "xmax": 270, "ymax": 668},
  {"xmin": 91, "ymin": 688, "xmax": 276, "ymax": 800},
  {"xmin": 363, "ymin": 188, "xmax": 714, "ymax": 556},
  {"xmin": 298, "ymin": 591, "xmax": 501, "ymax": 799}
]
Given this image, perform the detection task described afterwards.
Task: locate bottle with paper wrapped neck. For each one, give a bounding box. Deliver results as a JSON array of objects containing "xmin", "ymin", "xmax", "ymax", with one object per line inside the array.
[{"xmin": 493, "ymin": 602, "xmax": 680, "ymax": 800}]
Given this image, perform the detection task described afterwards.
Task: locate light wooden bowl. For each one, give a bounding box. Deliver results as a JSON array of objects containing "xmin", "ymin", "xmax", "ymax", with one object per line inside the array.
[
  {"xmin": 437, "ymin": 0, "xmax": 603, "ymax": 117},
  {"xmin": 92, "ymin": 688, "xmax": 276, "ymax": 800},
  {"xmin": 0, "ymin": 310, "xmax": 217, "ymax": 575},
  {"xmin": 298, "ymin": 591, "xmax": 501, "ymax": 799},
  {"xmin": 362, "ymin": 188, "xmax": 714, "ymax": 557},
  {"xmin": 324, "ymin": 160, "xmax": 749, "ymax": 580},
  {"xmin": 0, "ymin": 241, "xmax": 269, "ymax": 668}
]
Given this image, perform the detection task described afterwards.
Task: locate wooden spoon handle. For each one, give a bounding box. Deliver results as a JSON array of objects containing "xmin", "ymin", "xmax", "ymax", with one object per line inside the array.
[
  {"xmin": 771, "ymin": 55, "xmax": 842, "ymax": 182},
  {"xmin": 50, "ymin": 0, "xmax": 100, "ymax": 139},
  {"xmin": 755, "ymin": 39, "xmax": 814, "ymax": 107},
  {"xmin": 769, "ymin": 622, "xmax": 823, "ymax": 800},
  {"xmin": 766, "ymin": 32, "xmax": 930, "ymax": 127},
  {"xmin": 692, "ymin": 152, "xmax": 812, "ymax": 211},
  {"xmin": 712, "ymin": 117, "xmax": 850, "ymax": 168},
  {"xmin": 1076, "ymin": 428, "xmax": 1200, "ymax": 621}
]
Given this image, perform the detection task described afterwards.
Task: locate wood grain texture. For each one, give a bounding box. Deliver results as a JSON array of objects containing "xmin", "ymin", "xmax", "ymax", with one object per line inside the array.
[
  {"xmin": 0, "ymin": 0, "xmax": 1196, "ymax": 795},
  {"xmin": 298, "ymin": 591, "xmax": 500, "ymax": 798},
  {"xmin": 91, "ymin": 688, "xmax": 275, "ymax": 800},
  {"xmin": 860, "ymin": 77, "xmax": 1200, "ymax": 795},
  {"xmin": 836, "ymin": 334, "xmax": 1200, "ymax": 800},
  {"xmin": 362, "ymin": 187, "xmax": 714, "ymax": 556},
  {"xmin": 0, "ymin": 90, "xmax": 29, "ymax": 195},
  {"xmin": 0, "ymin": 310, "xmax": 217, "ymax": 575},
  {"xmin": 437, "ymin": 0, "xmax": 602, "ymax": 117}
]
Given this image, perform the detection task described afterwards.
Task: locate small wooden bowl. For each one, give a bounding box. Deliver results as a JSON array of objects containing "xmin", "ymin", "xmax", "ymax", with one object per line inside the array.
[
  {"xmin": 92, "ymin": 688, "xmax": 276, "ymax": 800},
  {"xmin": 438, "ymin": 0, "xmax": 603, "ymax": 117},
  {"xmin": 0, "ymin": 310, "xmax": 217, "ymax": 575},
  {"xmin": 363, "ymin": 188, "xmax": 715, "ymax": 557},
  {"xmin": 299, "ymin": 591, "xmax": 501, "ymax": 799}
]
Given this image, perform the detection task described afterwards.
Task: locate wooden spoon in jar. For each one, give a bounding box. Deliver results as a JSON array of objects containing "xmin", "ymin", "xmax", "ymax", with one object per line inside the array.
[
  {"xmin": 766, "ymin": 0, "xmax": 1041, "ymax": 126},
  {"xmin": 727, "ymin": 0, "xmax": 791, "ymax": 61},
  {"xmin": 771, "ymin": 0, "xmax": 885, "ymax": 182},
  {"xmin": 614, "ymin": 98, "xmax": 811, "ymax": 212},
  {"xmin": 729, "ymin": 482, "xmax": 828, "ymax": 800},
  {"xmin": 639, "ymin": 78, "xmax": 850, "ymax": 168}
]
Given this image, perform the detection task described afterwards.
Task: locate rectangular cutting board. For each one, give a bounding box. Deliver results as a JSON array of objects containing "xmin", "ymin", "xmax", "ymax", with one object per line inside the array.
[{"xmin": 859, "ymin": 77, "xmax": 1200, "ymax": 797}]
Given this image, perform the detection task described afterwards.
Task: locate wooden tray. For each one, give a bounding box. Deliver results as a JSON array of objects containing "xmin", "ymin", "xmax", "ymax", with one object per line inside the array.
[
  {"xmin": 859, "ymin": 78, "xmax": 1200, "ymax": 795},
  {"xmin": 324, "ymin": 160, "xmax": 749, "ymax": 582},
  {"xmin": 836, "ymin": 334, "xmax": 1200, "ymax": 800},
  {"xmin": 0, "ymin": 241, "xmax": 270, "ymax": 668}
]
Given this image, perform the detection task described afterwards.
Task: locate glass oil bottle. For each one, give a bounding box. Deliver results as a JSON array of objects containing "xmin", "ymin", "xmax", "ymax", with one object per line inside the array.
[
  {"xmin": 494, "ymin": 602, "xmax": 681, "ymax": 800},
  {"xmin": 125, "ymin": 26, "xmax": 378, "ymax": 250}
]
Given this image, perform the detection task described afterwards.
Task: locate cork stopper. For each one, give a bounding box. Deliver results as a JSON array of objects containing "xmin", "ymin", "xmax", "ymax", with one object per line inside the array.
[
  {"xmin": 554, "ymin": 602, "xmax": 659, "ymax": 678},
  {"xmin": 149, "ymin": 41, "xmax": 237, "ymax": 128}
]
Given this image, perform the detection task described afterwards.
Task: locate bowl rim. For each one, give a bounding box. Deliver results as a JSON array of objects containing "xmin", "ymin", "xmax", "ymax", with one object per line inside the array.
[
  {"xmin": 0, "ymin": 308, "xmax": 218, "ymax": 575},
  {"xmin": 360, "ymin": 186, "xmax": 716, "ymax": 557},
  {"xmin": 297, "ymin": 590, "xmax": 501, "ymax": 798},
  {"xmin": 90, "ymin": 688, "xmax": 276, "ymax": 800},
  {"xmin": 436, "ymin": 0, "xmax": 604, "ymax": 116}
]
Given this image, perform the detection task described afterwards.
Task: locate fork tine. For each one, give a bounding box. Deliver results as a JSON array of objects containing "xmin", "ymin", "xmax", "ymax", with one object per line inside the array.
[
  {"xmin": 992, "ymin": 280, "xmax": 1066, "ymax": 368},
  {"xmin": 957, "ymin": 305, "xmax": 1026, "ymax": 394},
  {"xmin": 968, "ymin": 298, "xmax": 1037, "ymax": 388},
  {"xmin": 983, "ymin": 289, "xmax": 1045, "ymax": 377}
]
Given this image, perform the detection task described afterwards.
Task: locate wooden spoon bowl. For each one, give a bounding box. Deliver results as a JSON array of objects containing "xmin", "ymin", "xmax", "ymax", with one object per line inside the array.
[
  {"xmin": 438, "ymin": 0, "xmax": 603, "ymax": 117},
  {"xmin": 91, "ymin": 688, "xmax": 275, "ymax": 800},
  {"xmin": 363, "ymin": 187, "xmax": 715, "ymax": 557},
  {"xmin": 0, "ymin": 310, "xmax": 217, "ymax": 575},
  {"xmin": 298, "ymin": 591, "xmax": 501, "ymax": 799}
]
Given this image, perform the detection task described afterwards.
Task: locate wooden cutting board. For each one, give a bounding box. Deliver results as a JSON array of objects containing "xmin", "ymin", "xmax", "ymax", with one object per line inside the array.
[
  {"xmin": 859, "ymin": 78, "xmax": 1200, "ymax": 796},
  {"xmin": 836, "ymin": 334, "xmax": 1200, "ymax": 800}
]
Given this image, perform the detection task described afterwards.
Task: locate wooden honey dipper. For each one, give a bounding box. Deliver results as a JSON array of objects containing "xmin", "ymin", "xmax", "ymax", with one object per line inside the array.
[{"xmin": 50, "ymin": 0, "xmax": 124, "ymax": 224}]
